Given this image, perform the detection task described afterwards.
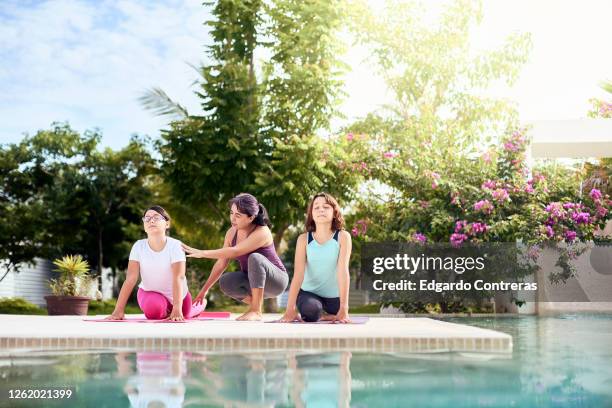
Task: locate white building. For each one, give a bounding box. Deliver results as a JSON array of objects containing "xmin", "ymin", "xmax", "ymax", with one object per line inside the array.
[{"xmin": 0, "ymin": 260, "xmax": 114, "ymax": 307}]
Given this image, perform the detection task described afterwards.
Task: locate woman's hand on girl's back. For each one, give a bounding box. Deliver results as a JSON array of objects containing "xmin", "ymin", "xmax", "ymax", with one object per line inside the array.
[{"xmin": 182, "ymin": 243, "xmax": 203, "ymax": 258}]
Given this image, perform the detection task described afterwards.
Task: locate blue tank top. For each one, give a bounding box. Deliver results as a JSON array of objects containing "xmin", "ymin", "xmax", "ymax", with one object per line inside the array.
[{"xmin": 301, "ymin": 230, "xmax": 340, "ymax": 298}]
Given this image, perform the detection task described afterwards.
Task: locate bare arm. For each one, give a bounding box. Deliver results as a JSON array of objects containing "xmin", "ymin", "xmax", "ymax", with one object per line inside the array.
[
  {"xmin": 280, "ymin": 234, "xmax": 307, "ymax": 321},
  {"xmin": 182, "ymin": 226, "xmax": 271, "ymax": 259},
  {"xmin": 107, "ymin": 260, "xmax": 140, "ymax": 319},
  {"xmin": 168, "ymin": 261, "xmax": 186, "ymax": 320},
  {"xmin": 335, "ymin": 231, "xmax": 352, "ymax": 322}
]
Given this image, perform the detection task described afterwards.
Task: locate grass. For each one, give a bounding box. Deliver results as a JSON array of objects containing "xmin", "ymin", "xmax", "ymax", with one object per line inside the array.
[{"xmin": 0, "ymin": 297, "xmax": 46, "ymax": 315}]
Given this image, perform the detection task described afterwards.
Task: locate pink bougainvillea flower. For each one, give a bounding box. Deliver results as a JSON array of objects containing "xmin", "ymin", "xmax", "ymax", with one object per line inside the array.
[
  {"xmin": 346, "ymin": 133, "xmax": 354, "ymax": 141},
  {"xmin": 412, "ymin": 232, "xmax": 427, "ymax": 243},
  {"xmin": 596, "ymin": 206, "xmax": 608, "ymax": 218},
  {"xmin": 503, "ymin": 141, "xmax": 518, "ymax": 152},
  {"xmin": 383, "ymin": 151, "xmax": 398, "ymax": 159},
  {"xmin": 492, "ymin": 188, "xmax": 510, "ymax": 202},
  {"xmin": 564, "ymin": 230, "xmax": 577, "ymax": 243},
  {"xmin": 545, "ymin": 202, "xmax": 565, "ymax": 219},
  {"xmin": 470, "ymin": 222, "xmax": 488, "ymax": 234},
  {"xmin": 533, "ymin": 174, "xmax": 546, "ymax": 183},
  {"xmin": 481, "ymin": 151, "xmax": 493, "ymax": 164},
  {"xmin": 482, "ymin": 180, "xmax": 497, "ymax": 190},
  {"xmin": 454, "ymin": 220, "xmax": 468, "ymax": 233},
  {"xmin": 590, "ymin": 188, "xmax": 602, "ymax": 201},
  {"xmin": 351, "ymin": 219, "xmax": 368, "ymax": 237},
  {"xmin": 450, "ymin": 233, "xmax": 468, "ymax": 248},
  {"xmin": 572, "ymin": 212, "xmax": 590, "ymax": 224},
  {"xmin": 474, "ymin": 199, "xmax": 493, "ymax": 214}
]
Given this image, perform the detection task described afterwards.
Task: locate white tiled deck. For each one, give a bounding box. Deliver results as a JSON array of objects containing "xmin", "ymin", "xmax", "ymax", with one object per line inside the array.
[{"xmin": 0, "ymin": 314, "xmax": 512, "ymax": 353}]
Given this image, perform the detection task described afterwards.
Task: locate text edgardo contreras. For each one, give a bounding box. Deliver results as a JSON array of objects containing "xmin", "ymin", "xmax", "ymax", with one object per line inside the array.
[{"xmin": 370, "ymin": 254, "xmax": 537, "ymax": 292}]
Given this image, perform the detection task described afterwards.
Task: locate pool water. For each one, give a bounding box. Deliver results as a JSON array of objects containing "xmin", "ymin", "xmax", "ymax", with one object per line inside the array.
[{"xmin": 1, "ymin": 315, "xmax": 611, "ymax": 407}]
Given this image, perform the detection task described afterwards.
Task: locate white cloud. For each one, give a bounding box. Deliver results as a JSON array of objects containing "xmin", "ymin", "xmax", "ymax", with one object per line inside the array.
[
  {"xmin": 0, "ymin": 0, "xmax": 210, "ymax": 149},
  {"xmin": 1, "ymin": 0, "xmax": 611, "ymax": 149}
]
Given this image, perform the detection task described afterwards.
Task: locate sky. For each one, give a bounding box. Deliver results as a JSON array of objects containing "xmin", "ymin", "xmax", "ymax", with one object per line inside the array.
[{"xmin": 1, "ymin": 0, "xmax": 611, "ymax": 150}]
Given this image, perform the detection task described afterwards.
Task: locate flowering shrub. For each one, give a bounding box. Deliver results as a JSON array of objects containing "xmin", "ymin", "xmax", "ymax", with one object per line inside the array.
[
  {"xmin": 345, "ymin": 126, "xmax": 612, "ymax": 302},
  {"xmin": 588, "ymin": 98, "xmax": 612, "ymax": 119}
]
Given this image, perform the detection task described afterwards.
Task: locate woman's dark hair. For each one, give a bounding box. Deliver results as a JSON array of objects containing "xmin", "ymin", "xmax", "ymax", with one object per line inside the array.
[
  {"xmin": 305, "ymin": 192, "xmax": 345, "ymax": 232},
  {"xmin": 228, "ymin": 193, "xmax": 271, "ymax": 227},
  {"xmin": 143, "ymin": 205, "xmax": 171, "ymax": 235}
]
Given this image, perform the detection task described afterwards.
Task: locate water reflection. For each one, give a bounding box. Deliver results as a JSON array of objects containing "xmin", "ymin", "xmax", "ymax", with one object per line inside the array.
[
  {"xmin": 115, "ymin": 352, "xmax": 191, "ymax": 408},
  {"xmin": 113, "ymin": 351, "xmax": 353, "ymax": 407}
]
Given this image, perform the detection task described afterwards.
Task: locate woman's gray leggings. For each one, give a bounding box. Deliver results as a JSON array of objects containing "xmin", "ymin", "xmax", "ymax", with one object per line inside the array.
[{"xmin": 219, "ymin": 253, "xmax": 289, "ymax": 301}]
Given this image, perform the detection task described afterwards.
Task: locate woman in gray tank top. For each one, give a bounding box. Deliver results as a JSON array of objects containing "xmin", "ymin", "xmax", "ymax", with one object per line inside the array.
[
  {"xmin": 182, "ymin": 193, "xmax": 288, "ymax": 321},
  {"xmin": 279, "ymin": 193, "xmax": 352, "ymax": 323}
]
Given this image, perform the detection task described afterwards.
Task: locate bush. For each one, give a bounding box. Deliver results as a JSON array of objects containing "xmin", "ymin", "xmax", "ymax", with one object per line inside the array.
[
  {"xmin": 0, "ymin": 297, "xmax": 46, "ymax": 315},
  {"xmin": 87, "ymin": 299, "xmax": 140, "ymax": 315},
  {"xmin": 349, "ymin": 303, "xmax": 382, "ymax": 314}
]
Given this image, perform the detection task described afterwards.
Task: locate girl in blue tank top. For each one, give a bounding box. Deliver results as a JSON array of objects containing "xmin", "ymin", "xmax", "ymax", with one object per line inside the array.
[{"xmin": 280, "ymin": 193, "xmax": 352, "ymax": 323}]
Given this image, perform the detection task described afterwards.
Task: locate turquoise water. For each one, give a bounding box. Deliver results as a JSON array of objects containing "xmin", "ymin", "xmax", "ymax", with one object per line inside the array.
[{"xmin": 1, "ymin": 315, "xmax": 611, "ymax": 407}]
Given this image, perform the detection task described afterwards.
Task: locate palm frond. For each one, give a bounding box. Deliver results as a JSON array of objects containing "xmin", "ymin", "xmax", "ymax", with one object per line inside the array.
[
  {"xmin": 139, "ymin": 87, "xmax": 189, "ymax": 119},
  {"xmin": 600, "ymin": 80, "xmax": 612, "ymax": 95}
]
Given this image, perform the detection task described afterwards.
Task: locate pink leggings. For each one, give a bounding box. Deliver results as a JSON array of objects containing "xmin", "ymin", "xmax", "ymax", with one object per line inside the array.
[{"xmin": 137, "ymin": 288, "xmax": 192, "ymax": 320}]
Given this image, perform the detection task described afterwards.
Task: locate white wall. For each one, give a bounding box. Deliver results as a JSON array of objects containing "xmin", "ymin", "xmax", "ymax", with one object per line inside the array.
[{"xmin": 0, "ymin": 258, "xmax": 54, "ymax": 307}]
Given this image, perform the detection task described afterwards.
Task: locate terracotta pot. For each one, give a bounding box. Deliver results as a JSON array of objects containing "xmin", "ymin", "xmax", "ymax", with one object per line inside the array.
[{"xmin": 44, "ymin": 295, "xmax": 91, "ymax": 316}]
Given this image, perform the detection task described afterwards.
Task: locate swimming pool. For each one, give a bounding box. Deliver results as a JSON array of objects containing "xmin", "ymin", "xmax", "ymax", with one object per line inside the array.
[{"xmin": 1, "ymin": 315, "xmax": 611, "ymax": 407}]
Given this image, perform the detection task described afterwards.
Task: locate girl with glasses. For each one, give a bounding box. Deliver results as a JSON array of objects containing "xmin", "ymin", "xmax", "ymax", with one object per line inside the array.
[{"xmin": 105, "ymin": 205, "xmax": 202, "ymax": 321}]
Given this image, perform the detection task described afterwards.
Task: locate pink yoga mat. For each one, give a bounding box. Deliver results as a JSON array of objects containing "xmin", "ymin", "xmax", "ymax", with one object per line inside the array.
[
  {"xmin": 84, "ymin": 311, "xmax": 231, "ymax": 323},
  {"xmin": 197, "ymin": 311, "xmax": 231, "ymax": 319},
  {"xmin": 85, "ymin": 317, "xmax": 210, "ymax": 323},
  {"xmin": 266, "ymin": 316, "xmax": 369, "ymax": 324}
]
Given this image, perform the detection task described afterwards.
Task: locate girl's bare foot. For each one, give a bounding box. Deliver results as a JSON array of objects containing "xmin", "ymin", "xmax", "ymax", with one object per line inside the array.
[
  {"xmin": 320, "ymin": 314, "xmax": 335, "ymax": 321},
  {"xmin": 236, "ymin": 310, "xmax": 262, "ymax": 321}
]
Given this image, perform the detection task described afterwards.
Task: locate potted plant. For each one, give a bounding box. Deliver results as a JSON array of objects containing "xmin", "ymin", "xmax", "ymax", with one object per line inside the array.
[{"xmin": 45, "ymin": 255, "xmax": 97, "ymax": 315}]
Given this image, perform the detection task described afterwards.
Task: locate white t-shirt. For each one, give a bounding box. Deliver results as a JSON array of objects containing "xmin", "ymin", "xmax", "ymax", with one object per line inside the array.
[{"xmin": 129, "ymin": 236, "xmax": 188, "ymax": 302}]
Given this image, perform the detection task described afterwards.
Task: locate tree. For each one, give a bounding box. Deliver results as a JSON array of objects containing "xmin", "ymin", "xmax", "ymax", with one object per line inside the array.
[
  {"xmin": 154, "ymin": 0, "xmax": 264, "ymax": 224},
  {"xmin": 342, "ymin": 0, "xmax": 533, "ymax": 235},
  {"xmin": 146, "ymin": 0, "xmax": 356, "ymax": 245},
  {"xmin": 0, "ymin": 124, "xmax": 94, "ymax": 281},
  {"xmin": 0, "ymin": 123, "xmax": 156, "ymax": 282}
]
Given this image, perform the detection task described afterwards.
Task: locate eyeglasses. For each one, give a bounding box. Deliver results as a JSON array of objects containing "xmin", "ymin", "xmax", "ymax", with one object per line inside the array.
[{"xmin": 142, "ymin": 215, "xmax": 166, "ymax": 223}]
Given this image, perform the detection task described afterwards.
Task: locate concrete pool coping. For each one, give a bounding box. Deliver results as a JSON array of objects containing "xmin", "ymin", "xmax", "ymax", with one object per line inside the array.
[{"xmin": 0, "ymin": 314, "xmax": 512, "ymax": 354}]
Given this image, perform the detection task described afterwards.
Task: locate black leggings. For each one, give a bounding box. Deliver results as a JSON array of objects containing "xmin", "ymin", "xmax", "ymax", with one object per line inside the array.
[{"xmin": 296, "ymin": 289, "xmax": 340, "ymax": 322}]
